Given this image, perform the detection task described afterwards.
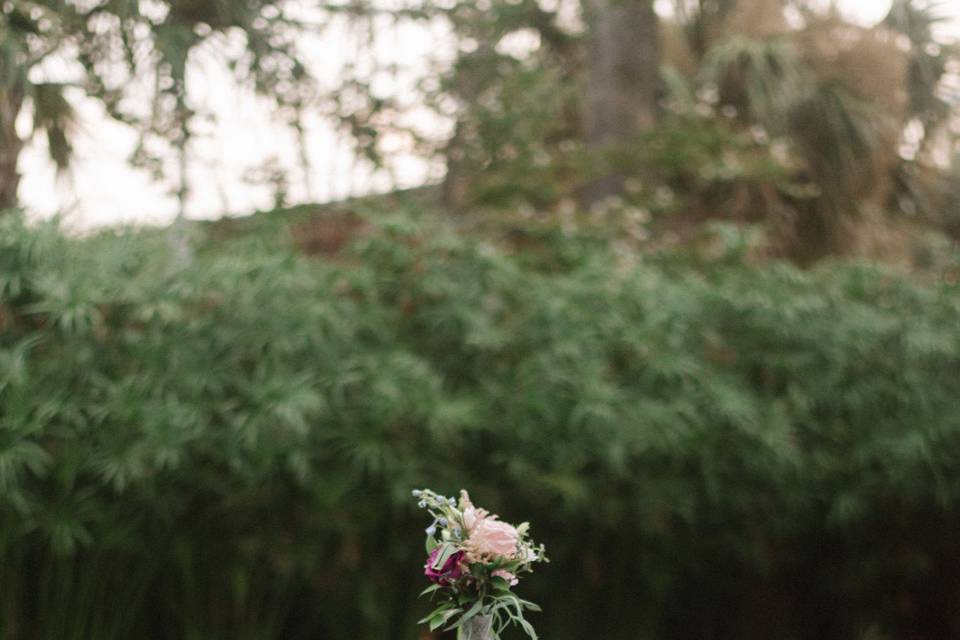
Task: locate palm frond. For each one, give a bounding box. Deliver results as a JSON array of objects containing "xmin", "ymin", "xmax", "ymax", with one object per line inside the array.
[
  {"xmin": 30, "ymin": 82, "xmax": 76, "ymax": 172},
  {"xmin": 884, "ymin": 0, "xmax": 953, "ymax": 45},
  {"xmin": 787, "ymin": 82, "xmax": 882, "ymax": 205},
  {"xmin": 884, "ymin": 0, "xmax": 956, "ymax": 133},
  {"xmin": 701, "ymin": 37, "xmax": 804, "ymax": 128},
  {"xmin": 672, "ymin": 0, "xmax": 740, "ymax": 55}
]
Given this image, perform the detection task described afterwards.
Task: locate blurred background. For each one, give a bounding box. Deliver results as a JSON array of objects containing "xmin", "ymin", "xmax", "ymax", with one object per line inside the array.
[{"xmin": 2, "ymin": 0, "xmax": 960, "ymax": 639}]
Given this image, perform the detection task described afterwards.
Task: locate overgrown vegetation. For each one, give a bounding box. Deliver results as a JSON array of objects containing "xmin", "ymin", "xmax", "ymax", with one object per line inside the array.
[
  {"xmin": 2, "ymin": 209, "xmax": 960, "ymax": 639},
  {"xmin": 360, "ymin": 0, "xmax": 960, "ymax": 262},
  {"xmin": 1, "ymin": 0, "xmax": 313, "ymax": 215},
  {"xmin": 3, "ymin": 2, "xmax": 960, "ymax": 638}
]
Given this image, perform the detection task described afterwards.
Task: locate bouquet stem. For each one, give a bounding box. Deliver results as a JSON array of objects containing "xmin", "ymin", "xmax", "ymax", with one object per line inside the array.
[{"xmin": 457, "ymin": 615, "xmax": 494, "ymax": 640}]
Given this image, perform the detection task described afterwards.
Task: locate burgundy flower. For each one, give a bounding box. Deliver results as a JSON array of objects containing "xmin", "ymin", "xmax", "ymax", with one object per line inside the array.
[{"xmin": 424, "ymin": 547, "xmax": 465, "ymax": 586}]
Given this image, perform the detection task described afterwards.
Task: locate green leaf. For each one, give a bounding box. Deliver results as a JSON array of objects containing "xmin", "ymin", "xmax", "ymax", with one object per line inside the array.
[
  {"xmin": 430, "ymin": 608, "xmax": 462, "ymax": 631},
  {"xmin": 489, "ymin": 576, "xmax": 511, "ymax": 592},
  {"xmin": 519, "ymin": 618, "xmax": 538, "ymax": 640},
  {"xmin": 520, "ymin": 599, "xmax": 542, "ymax": 612},
  {"xmin": 417, "ymin": 602, "xmax": 454, "ymax": 625},
  {"xmin": 446, "ymin": 598, "xmax": 484, "ymax": 630},
  {"xmin": 419, "ymin": 584, "xmax": 441, "ymax": 598}
]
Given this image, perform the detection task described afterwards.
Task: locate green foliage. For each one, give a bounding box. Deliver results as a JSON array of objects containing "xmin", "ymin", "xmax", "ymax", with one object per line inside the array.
[
  {"xmin": 421, "ymin": 0, "xmax": 582, "ymax": 210},
  {"xmin": 444, "ymin": 61, "xmax": 581, "ymax": 209},
  {"xmin": 885, "ymin": 0, "xmax": 957, "ymax": 133},
  {"xmin": 2, "ymin": 210, "xmax": 960, "ymax": 639},
  {"xmin": 0, "ymin": 0, "xmax": 312, "ymax": 211},
  {"xmin": 701, "ymin": 37, "xmax": 803, "ymax": 126},
  {"xmin": 383, "ymin": 0, "xmax": 958, "ymax": 261},
  {"xmin": 64, "ymin": 0, "xmax": 313, "ymax": 202},
  {"xmin": 0, "ymin": 1, "xmax": 78, "ymax": 208}
]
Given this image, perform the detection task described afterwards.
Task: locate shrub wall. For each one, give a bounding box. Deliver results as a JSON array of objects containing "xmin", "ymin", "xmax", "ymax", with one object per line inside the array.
[{"xmin": 2, "ymin": 213, "xmax": 960, "ymax": 639}]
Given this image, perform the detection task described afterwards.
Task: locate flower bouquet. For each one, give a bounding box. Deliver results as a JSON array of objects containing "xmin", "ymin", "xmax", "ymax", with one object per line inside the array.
[{"xmin": 413, "ymin": 488, "xmax": 547, "ymax": 640}]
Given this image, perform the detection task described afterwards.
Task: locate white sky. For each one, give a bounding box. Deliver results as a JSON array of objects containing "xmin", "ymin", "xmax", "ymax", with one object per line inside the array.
[{"xmin": 19, "ymin": 0, "xmax": 960, "ymax": 230}]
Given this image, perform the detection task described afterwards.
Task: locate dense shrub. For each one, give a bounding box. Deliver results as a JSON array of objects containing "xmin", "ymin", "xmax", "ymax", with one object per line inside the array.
[{"xmin": 2, "ymin": 212, "xmax": 960, "ymax": 640}]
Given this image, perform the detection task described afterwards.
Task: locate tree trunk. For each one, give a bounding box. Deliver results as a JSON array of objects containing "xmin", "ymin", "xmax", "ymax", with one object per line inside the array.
[
  {"xmin": 441, "ymin": 46, "xmax": 495, "ymax": 212},
  {"xmin": 583, "ymin": 0, "xmax": 661, "ymax": 205},
  {"xmin": 0, "ymin": 87, "xmax": 25, "ymax": 212},
  {"xmin": 441, "ymin": 117, "xmax": 470, "ymax": 211}
]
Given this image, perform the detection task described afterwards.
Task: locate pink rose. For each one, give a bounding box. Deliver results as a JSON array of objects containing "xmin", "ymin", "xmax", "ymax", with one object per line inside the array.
[
  {"xmin": 462, "ymin": 505, "xmax": 489, "ymax": 532},
  {"xmin": 492, "ymin": 569, "xmax": 519, "ymax": 586},
  {"xmin": 460, "ymin": 490, "xmax": 489, "ymax": 533},
  {"xmin": 469, "ymin": 519, "xmax": 519, "ymax": 559}
]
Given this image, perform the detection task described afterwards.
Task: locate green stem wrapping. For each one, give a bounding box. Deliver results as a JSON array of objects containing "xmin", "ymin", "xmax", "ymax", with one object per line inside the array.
[{"xmin": 457, "ymin": 615, "xmax": 494, "ymax": 640}]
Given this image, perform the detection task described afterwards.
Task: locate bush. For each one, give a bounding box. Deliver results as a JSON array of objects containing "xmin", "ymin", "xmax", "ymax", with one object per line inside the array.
[{"xmin": 2, "ymin": 211, "xmax": 960, "ymax": 639}]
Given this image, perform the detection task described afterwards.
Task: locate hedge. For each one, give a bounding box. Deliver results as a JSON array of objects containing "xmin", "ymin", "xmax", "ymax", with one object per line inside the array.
[{"xmin": 1, "ymin": 212, "xmax": 960, "ymax": 639}]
